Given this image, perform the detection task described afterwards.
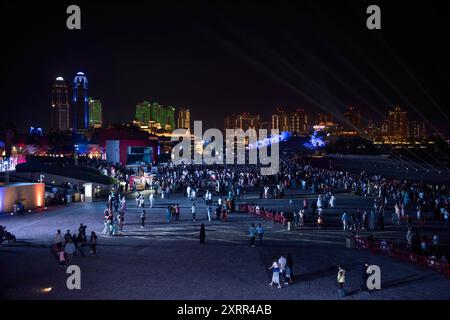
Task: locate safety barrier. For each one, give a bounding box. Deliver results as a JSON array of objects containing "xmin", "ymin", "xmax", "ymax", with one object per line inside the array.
[
  {"xmin": 355, "ymin": 236, "xmax": 450, "ymax": 280},
  {"xmin": 240, "ymin": 204, "xmax": 289, "ymax": 226}
]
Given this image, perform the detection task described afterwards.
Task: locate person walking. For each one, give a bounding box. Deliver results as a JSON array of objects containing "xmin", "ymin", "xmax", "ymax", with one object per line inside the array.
[
  {"xmin": 120, "ymin": 196, "xmax": 126, "ymax": 212},
  {"xmin": 360, "ymin": 262, "xmax": 370, "ymax": 293},
  {"xmin": 256, "ymin": 224, "xmax": 264, "ymax": 244},
  {"xmin": 337, "ymin": 265, "xmax": 346, "ymax": 297},
  {"xmin": 191, "ymin": 203, "xmax": 196, "ymax": 222},
  {"xmin": 90, "ymin": 231, "xmax": 97, "ymax": 254},
  {"xmin": 118, "ymin": 212, "xmax": 125, "ymax": 232},
  {"xmin": 140, "ymin": 210, "xmax": 146, "ymax": 228},
  {"xmin": 330, "ymin": 194, "xmax": 336, "ymax": 208},
  {"xmin": 58, "ymin": 248, "xmax": 66, "ymax": 267},
  {"xmin": 55, "ymin": 229, "xmax": 62, "ymax": 251},
  {"xmin": 72, "ymin": 233, "xmax": 78, "ymax": 253},
  {"xmin": 278, "ymin": 254, "xmax": 287, "ymax": 285},
  {"xmin": 64, "ymin": 238, "xmax": 76, "ymax": 264},
  {"xmin": 269, "ymin": 258, "xmax": 282, "ymax": 288},
  {"xmin": 175, "ymin": 204, "xmax": 180, "ymax": 221},
  {"xmin": 166, "ymin": 206, "xmax": 171, "ymax": 223},
  {"xmin": 200, "ymin": 224, "xmax": 206, "ymax": 244},
  {"xmin": 286, "ymin": 253, "xmax": 294, "ymax": 283},
  {"xmin": 249, "ymin": 224, "xmax": 256, "ymax": 247},
  {"xmin": 77, "ymin": 231, "xmax": 86, "ymax": 256},
  {"xmin": 207, "ymin": 205, "xmax": 212, "ymax": 222},
  {"xmin": 149, "ymin": 193, "xmax": 154, "ymax": 208},
  {"xmin": 341, "ymin": 212, "xmax": 349, "ymax": 231},
  {"xmin": 64, "ymin": 230, "xmax": 71, "ymax": 246},
  {"xmin": 432, "ymin": 232, "xmax": 439, "ymax": 246}
]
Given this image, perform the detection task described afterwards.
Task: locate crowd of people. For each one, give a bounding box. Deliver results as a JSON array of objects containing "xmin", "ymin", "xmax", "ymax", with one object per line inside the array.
[
  {"xmin": 0, "ymin": 225, "xmax": 16, "ymax": 245},
  {"xmin": 54, "ymin": 224, "xmax": 97, "ymax": 267}
]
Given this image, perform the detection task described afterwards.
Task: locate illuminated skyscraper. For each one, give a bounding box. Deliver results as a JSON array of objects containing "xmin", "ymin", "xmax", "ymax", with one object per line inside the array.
[
  {"xmin": 290, "ymin": 108, "xmax": 309, "ymax": 134},
  {"xmin": 388, "ymin": 106, "xmax": 408, "ymax": 140},
  {"xmin": 343, "ymin": 106, "xmax": 361, "ymax": 130},
  {"xmin": 410, "ymin": 120, "xmax": 426, "ymax": 140},
  {"xmin": 72, "ymin": 72, "xmax": 89, "ymax": 132},
  {"xmin": 150, "ymin": 102, "xmax": 175, "ymax": 131},
  {"xmin": 272, "ymin": 108, "xmax": 290, "ymax": 132},
  {"xmin": 135, "ymin": 101, "xmax": 152, "ymax": 127},
  {"xmin": 135, "ymin": 101, "xmax": 175, "ymax": 132},
  {"xmin": 88, "ymin": 98, "xmax": 102, "ymax": 128},
  {"xmin": 51, "ymin": 76, "xmax": 70, "ymax": 131},
  {"xmin": 224, "ymin": 113, "xmax": 261, "ymax": 132},
  {"xmin": 177, "ymin": 107, "xmax": 191, "ymax": 131}
]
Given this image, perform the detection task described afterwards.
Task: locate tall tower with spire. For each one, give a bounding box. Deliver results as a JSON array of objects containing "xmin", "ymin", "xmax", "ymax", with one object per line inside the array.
[
  {"xmin": 51, "ymin": 76, "xmax": 70, "ymax": 131},
  {"xmin": 72, "ymin": 72, "xmax": 89, "ymax": 132}
]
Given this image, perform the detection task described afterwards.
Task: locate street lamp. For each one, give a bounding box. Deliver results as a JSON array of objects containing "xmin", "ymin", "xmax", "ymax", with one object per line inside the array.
[{"xmin": 74, "ymin": 144, "xmax": 79, "ymax": 166}]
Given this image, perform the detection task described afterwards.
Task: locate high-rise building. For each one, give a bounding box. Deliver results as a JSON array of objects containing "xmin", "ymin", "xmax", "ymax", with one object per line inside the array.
[
  {"xmin": 290, "ymin": 108, "xmax": 309, "ymax": 134},
  {"xmin": 72, "ymin": 72, "xmax": 89, "ymax": 132},
  {"xmin": 410, "ymin": 120, "xmax": 426, "ymax": 140},
  {"xmin": 224, "ymin": 115, "xmax": 237, "ymax": 130},
  {"xmin": 381, "ymin": 119, "xmax": 389, "ymax": 138},
  {"xmin": 135, "ymin": 101, "xmax": 152, "ymax": 127},
  {"xmin": 135, "ymin": 101, "xmax": 175, "ymax": 132},
  {"xmin": 51, "ymin": 76, "xmax": 70, "ymax": 131},
  {"xmin": 88, "ymin": 98, "xmax": 102, "ymax": 128},
  {"xmin": 343, "ymin": 106, "xmax": 361, "ymax": 130},
  {"xmin": 388, "ymin": 106, "xmax": 408, "ymax": 140},
  {"xmin": 177, "ymin": 107, "xmax": 191, "ymax": 131},
  {"xmin": 237, "ymin": 113, "xmax": 261, "ymax": 131},
  {"xmin": 224, "ymin": 113, "xmax": 261, "ymax": 132},
  {"xmin": 272, "ymin": 108, "xmax": 290, "ymax": 132},
  {"xmin": 150, "ymin": 102, "xmax": 175, "ymax": 131}
]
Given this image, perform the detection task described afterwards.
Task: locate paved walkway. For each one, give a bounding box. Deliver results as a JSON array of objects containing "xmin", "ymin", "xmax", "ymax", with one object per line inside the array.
[{"xmin": 1, "ymin": 191, "xmax": 450, "ymax": 300}]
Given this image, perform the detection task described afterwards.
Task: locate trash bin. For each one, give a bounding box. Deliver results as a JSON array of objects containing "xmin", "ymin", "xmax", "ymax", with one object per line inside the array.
[
  {"xmin": 287, "ymin": 222, "xmax": 291, "ymax": 231},
  {"xmin": 66, "ymin": 195, "xmax": 72, "ymax": 203},
  {"xmin": 80, "ymin": 194, "xmax": 85, "ymax": 202},
  {"xmin": 346, "ymin": 237, "xmax": 355, "ymax": 249}
]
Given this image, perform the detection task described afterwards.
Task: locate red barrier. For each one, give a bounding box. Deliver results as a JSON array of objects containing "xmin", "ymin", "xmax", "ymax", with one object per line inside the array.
[
  {"xmin": 239, "ymin": 204, "xmax": 248, "ymax": 213},
  {"xmin": 350, "ymin": 236, "xmax": 449, "ymax": 280},
  {"xmin": 417, "ymin": 256, "xmax": 429, "ymax": 269}
]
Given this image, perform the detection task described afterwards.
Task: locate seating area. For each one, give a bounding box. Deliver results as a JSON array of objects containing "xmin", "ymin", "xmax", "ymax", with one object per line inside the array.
[{"xmin": 355, "ymin": 236, "xmax": 450, "ymax": 280}]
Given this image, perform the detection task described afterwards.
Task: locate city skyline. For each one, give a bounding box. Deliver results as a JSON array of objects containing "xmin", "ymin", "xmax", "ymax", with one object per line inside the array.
[
  {"xmin": 1, "ymin": 1, "xmax": 450, "ymax": 305},
  {"xmin": 1, "ymin": 1, "xmax": 450, "ymax": 135}
]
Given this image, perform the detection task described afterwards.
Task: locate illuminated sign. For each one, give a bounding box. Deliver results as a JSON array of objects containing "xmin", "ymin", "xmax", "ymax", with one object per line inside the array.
[
  {"xmin": 248, "ymin": 132, "xmax": 291, "ymax": 150},
  {"xmin": 303, "ymin": 131, "xmax": 326, "ymax": 149}
]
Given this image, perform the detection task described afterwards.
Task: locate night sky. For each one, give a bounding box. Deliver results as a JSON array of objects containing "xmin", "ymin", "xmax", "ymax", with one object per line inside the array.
[{"xmin": 1, "ymin": 0, "xmax": 449, "ymax": 134}]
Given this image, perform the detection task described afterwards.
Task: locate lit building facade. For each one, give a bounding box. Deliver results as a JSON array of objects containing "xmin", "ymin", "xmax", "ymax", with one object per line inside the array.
[
  {"xmin": 88, "ymin": 98, "xmax": 102, "ymax": 128},
  {"xmin": 343, "ymin": 106, "xmax": 361, "ymax": 130},
  {"xmin": 135, "ymin": 101, "xmax": 152, "ymax": 128},
  {"xmin": 290, "ymin": 108, "xmax": 309, "ymax": 134},
  {"xmin": 388, "ymin": 106, "xmax": 408, "ymax": 141},
  {"xmin": 51, "ymin": 77, "xmax": 70, "ymax": 131},
  {"xmin": 225, "ymin": 113, "xmax": 261, "ymax": 132},
  {"xmin": 271, "ymin": 108, "xmax": 290, "ymax": 132},
  {"xmin": 177, "ymin": 107, "xmax": 191, "ymax": 131},
  {"xmin": 410, "ymin": 120, "xmax": 426, "ymax": 140},
  {"xmin": 150, "ymin": 103, "xmax": 175, "ymax": 132},
  {"xmin": 72, "ymin": 72, "xmax": 89, "ymax": 132},
  {"xmin": 135, "ymin": 101, "xmax": 175, "ymax": 132}
]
